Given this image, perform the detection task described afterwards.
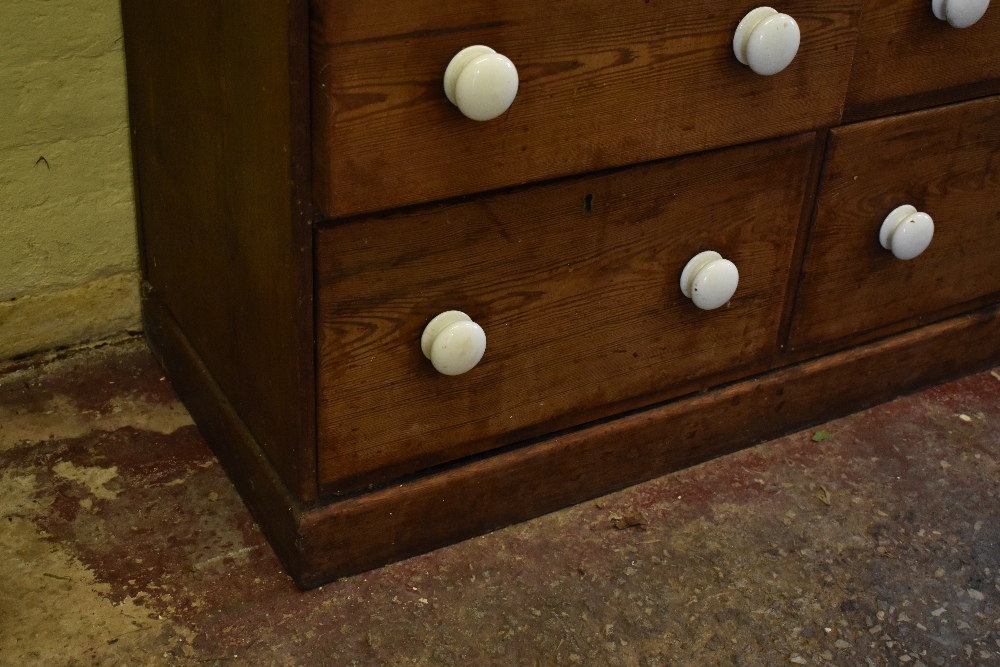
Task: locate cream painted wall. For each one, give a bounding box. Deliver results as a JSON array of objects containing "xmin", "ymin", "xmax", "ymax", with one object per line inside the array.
[{"xmin": 0, "ymin": 0, "xmax": 140, "ymax": 360}]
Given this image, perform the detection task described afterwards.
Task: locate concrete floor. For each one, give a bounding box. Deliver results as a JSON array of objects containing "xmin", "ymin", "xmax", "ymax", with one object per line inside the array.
[{"xmin": 1, "ymin": 338, "xmax": 999, "ymax": 666}]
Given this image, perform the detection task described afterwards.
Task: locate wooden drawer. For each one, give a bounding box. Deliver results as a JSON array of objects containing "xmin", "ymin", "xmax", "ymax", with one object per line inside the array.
[
  {"xmin": 311, "ymin": 0, "xmax": 860, "ymax": 218},
  {"xmin": 789, "ymin": 97, "xmax": 1000, "ymax": 352},
  {"xmin": 124, "ymin": 0, "xmax": 1000, "ymax": 588},
  {"xmin": 315, "ymin": 134, "xmax": 814, "ymax": 493},
  {"xmin": 846, "ymin": 0, "xmax": 1000, "ymax": 119}
]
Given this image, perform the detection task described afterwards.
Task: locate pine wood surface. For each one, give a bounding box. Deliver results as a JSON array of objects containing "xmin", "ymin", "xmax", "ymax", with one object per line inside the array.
[
  {"xmin": 144, "ymin": 251, "xmax": 1000, "ymax": 587},
  {"xmin": 310, "ymin": 0, "xmax": 861, "ymax": 218},
  {"xmin": 789, "ymin": 96, "xmax": 1000, "ymax": 352},
  {"xmin": 299, "ymin": 304, "xmax": 1000, "ymax": 586},
  {"xmin": 315, "ymin": 134, "xmax": 814, "ymax": 493},
  {"xmin": 123, "ymin": 0, "xmax": 1000, "ymax": 587},
  {"xmin": 122, "ymin": 0, "xmax": 317, "ymax": 499},
  {"xmin": 845, "ymin": 0, "xmax": 1000, "ymax": 120}
]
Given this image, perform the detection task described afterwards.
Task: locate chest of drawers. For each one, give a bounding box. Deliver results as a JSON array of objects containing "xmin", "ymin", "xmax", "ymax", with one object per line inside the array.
[{"xmin": 122, "ymin": 0, "xmax": 1000, "ymax": 588}]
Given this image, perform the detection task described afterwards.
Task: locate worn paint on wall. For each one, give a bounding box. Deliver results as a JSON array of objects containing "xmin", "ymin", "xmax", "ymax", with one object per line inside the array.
[{"xmin": 0, "ymin": 0, "xmax": 139, "ymax": 359}]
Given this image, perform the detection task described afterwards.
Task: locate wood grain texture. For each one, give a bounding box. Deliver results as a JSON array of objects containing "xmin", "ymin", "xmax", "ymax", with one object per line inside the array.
[
  {"xmin": 297, "ymin": 304, "xmax": 1000, "ymax": 587},
  {"xmin": 142, "ymin": 256, "xmax": 1000, "ymax": 589},
  {"xmin": 121, "ymin": 0, "xmax": 317, "ymax": 500},
  {"xmin": 845, "ymin": 0, "xmax": 1000, "ymax": 120},
  {"xmin": 315, "ymin": 134, "xmax": 815, "ymax": 494},
  {"xmin": 311, "ymin": 0, "xmax": 861, "ymax": 218},
  {"xmin": 789, "ymin": 96, "xmax": 1000, "ymax": 353}
]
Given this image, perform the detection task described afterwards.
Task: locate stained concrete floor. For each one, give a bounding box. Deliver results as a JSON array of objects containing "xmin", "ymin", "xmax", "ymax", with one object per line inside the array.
[{"xmin": 1, "ymin": 338, "xmax": 999, "ymax": 666}]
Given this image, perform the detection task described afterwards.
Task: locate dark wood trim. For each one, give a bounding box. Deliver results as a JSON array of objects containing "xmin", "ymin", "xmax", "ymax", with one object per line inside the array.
[
  {"xmin": 286, "ymin": 0, "xmax": 318, "ymax": 502},
  {"xmin": 844, "ymin": 78, "xmax": 1000, "ymax": 124},
  {"xmin": 781, "ymin": 292, "xmax": 1000, "ymax": 366},
  {"xmin": 121, "ymin": 0, "xmax": 317, "ymax": 501},
  {"xmin": 776, "ymin": 129, "xmax": 831, "ymax": 356},
  {"xmin": 141, "ymin": 284, "xmax": 307, "ymax": 579}
]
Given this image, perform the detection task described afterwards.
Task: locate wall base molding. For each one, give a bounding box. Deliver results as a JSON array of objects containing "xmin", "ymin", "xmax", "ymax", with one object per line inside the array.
[{"xmin": 0, "ymin": 271, "xmax": 141, "ymax": 361}]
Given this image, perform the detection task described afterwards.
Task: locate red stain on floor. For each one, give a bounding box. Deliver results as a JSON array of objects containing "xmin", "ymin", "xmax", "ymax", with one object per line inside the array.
[{"xmin": 2, "ymin": 339, "xmax": 1000, "ymax": 665}]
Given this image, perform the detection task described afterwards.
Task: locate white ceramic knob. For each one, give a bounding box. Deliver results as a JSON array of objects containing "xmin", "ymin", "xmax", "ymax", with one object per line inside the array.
[
  {"xmin": 680, "ymin": 251, "xmax": 740, "ymax": 311},
  {"xmin": 880, "ymin": 205, "xmax": 935, "ymax": 260},
  {"xmin": 421, "ymin": 311, "xmax": 487, "ymax": 376},
  {"xmin": 733, "ymin": 7, "xmax": 801, "ymax": 75},
  {"xmin": 443, "ymin": 45, "xmax": 519, "ymax": 121},
  {"xmin": 932, "ymin": 0, "xmax": 990, "ymax": 28}
]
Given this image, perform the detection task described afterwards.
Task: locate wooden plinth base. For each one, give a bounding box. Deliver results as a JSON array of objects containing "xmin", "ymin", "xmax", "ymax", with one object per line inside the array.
[{"xmin": 143, "ymin": 285, "xmax": 1000, "ymax": 589}]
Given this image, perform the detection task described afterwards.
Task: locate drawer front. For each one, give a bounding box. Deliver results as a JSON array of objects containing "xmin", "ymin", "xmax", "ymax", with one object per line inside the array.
[
  {"xmin": 789, "ymin": 97, "xmax": 1000, "ymax": 352},
  {"xmin": 311, "ymin": 0, "xmax": 859, "ymax": 218},
  {"xmin": 316, "ymin": 134, "xmax": 815, "ymax": 493},
  {"xmin": 846, "ymin": 0, "xmax": 1000, "ymax": 119}
]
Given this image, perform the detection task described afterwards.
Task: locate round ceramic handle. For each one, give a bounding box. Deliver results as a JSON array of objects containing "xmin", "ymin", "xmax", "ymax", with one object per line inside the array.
[
  {"xmin": 733, "ymin": 7, "xmax": 801, "ymax": 75},
  {"xmin": 680, "ymin": 251, "xmax": 740, "ymax": 311},
  {"xmin": 443, "ymin": 45, "xmax": 519, "ymax": 121},
  {"xmin": 932, "ymin": 0, "xmax": 990, "ymax": 27},
  {"xmin": 421, "ymin": 311, "xmax": 487, "ymax": 376},
  {"xmin": 880, "ymin": 205, "xmax": 935, "ymax": 260}
]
